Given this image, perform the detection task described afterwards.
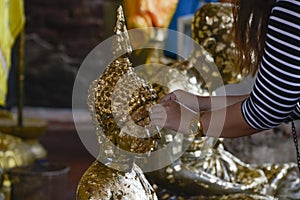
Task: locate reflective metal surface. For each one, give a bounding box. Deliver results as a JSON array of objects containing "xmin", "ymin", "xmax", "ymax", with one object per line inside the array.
[
  {"xmin": 0, "ymin": 132, "xmax": 35, "ymax": 170},
  {"xmin": 78, "ymin": 161, "xmax": 157, "ymax": 200},
  {"xmin": 191, "ymin": 3, "xmax": 243, "ymax": 87},
  {"xmin": 77, "ymin": 6, "xmax": 158, "ymax": 200}
]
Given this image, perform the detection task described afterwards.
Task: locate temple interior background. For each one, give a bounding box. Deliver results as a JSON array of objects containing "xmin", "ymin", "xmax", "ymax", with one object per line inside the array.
[{"xmin": 1, "ymin": 0, "xmax": 300, "ymax": 200}]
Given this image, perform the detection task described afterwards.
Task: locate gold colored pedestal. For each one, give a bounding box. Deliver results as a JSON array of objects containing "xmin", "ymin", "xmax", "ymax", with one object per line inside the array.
[
  {"xmin": 0, "ymin": 117, "xmax": 47, "ymax": 140},
  {"xmin": 0, "ymin": 118, "xmax": 47, "ymax": 160},
  {"xmin": 0, "ymin": 110, "xmax": 48, "ymax": 199}
]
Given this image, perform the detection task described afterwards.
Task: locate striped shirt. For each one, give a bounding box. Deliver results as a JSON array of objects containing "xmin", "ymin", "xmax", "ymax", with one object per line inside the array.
[{"xmin": 242, "ymin": 0, "xmax": 300, "ymax": 129}]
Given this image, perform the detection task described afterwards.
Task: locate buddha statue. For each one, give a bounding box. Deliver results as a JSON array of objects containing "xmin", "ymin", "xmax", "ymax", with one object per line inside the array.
[{"xmin": 76, "ymin": 6, "xmax": 159, "ymax": 200}]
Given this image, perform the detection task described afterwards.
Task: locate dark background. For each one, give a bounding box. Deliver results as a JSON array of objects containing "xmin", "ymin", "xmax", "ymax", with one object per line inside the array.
[
  {"xmin": 23, "ymin": 0, "xmax": 107, "ymax": 107},
  {"xmin": 8, "ymin": 1, "xmax": 108, "ymax": 199}
]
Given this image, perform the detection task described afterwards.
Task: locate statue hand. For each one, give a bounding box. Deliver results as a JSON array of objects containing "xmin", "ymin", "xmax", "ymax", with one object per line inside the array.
[{"xmin": 149, "ymin": 100, "xmax": 199, "ymax": 135}]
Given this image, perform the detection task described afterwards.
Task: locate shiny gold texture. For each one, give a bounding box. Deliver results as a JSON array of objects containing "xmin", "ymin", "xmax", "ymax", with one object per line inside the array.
[
  {"xmin": 77, "ymin": 4, "xmax": 300, "ymax": 200},
  {"xmin": 0, "ymin": 132, "xmax": 35, "ymax": 170},
  {"xmin": 92, "ymin": 6, "xmax": 158, "ymax": 154},
  {"xmin": 77, "ymin": 161, "xmax": 157, "ymax": 200},
  {"xmin": 191, "ymin": 3, "xmax": 244, "ymax": 89},
  {"xmin": 77, "ymin": 6, "xmax": 158, "ymax": 200},
  {"xmin": 0, "ymin": 108, "xmax": 47, "ymax": 162},
  {"xmin": 138, "ymin": 56, "xmax": 276, "ymax": 197},
  {"xmin": 142, "ymin": 3, "xmax": 300, "ymax": 199}
]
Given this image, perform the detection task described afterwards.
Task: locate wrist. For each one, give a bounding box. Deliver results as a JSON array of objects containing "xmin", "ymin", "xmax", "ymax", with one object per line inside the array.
[
  {"xmin": 198, "ymin": 96, "xmax": 211, "ymax": 111},
  {"xmin": 189, "ymin": 112, "xmax": 205, "ymax": 137}
]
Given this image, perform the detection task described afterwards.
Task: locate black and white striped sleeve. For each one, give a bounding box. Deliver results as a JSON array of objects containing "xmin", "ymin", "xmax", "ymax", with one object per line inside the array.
[{"xmin": 241, "ymin": 0, "xmax": 300, "ymax": 129}]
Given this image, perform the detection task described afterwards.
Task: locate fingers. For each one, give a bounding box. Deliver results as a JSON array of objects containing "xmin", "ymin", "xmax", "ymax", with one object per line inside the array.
[
  {"xmin": 150, "ymin": 104, "xmax": 164, "ymax": 114},
  {"xmin": 159, "ymin": 92, "xmax": 177, "ymax": 103},
  {"xmin": 149, "ymin": 104, "xmax": 167, "ymax": 128},
  {"xmin": 149, "ymin": 119, "xmax": 164, "ymax": 129},
  {"xmin": 149, "ymin": 101, "xmax": 199, "ymax": 135},
  {"xmin": 174, "ymin": 90, "xmax": 200, "ymax": 112}
]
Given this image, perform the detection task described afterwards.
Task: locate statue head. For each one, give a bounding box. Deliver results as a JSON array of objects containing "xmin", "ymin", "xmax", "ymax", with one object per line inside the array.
[{"xmin": 191, "ymin": 3, "xmax": 243, "ymax": 85}]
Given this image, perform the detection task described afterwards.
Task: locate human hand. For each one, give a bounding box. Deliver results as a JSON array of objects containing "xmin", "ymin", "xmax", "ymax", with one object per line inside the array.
[
  {"xmin": 149, "ymin": 100, "xmax": 199, "ymax": 135},
  {"xmin": 160, "ymin": 89, "xmax": 200, "ymax": 112}
]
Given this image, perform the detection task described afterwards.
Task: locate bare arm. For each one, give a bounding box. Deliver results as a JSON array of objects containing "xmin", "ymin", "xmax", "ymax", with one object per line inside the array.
[
  {"xmin": 150, "ymin": 96, "xmax": 260, "ymax": 139},
  {"xmin": 197, "ymin": 94, "xmax": 249, "ymax": 111},
  {"xmin": 201, "ymin": 100, "xmax": 260, "ymax": 138},
  {"xmin": 161, "ymin": 89, "xmax": 249, "ymax": 111}
]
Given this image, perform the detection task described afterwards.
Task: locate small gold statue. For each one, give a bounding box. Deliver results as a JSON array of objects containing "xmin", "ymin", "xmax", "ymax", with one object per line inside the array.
[{"xmin": 76, "ymin": 6, "xmax": 159, "ymax": 200}]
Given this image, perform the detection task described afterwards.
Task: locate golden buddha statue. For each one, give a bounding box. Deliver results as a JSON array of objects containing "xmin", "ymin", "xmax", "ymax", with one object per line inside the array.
[
  {"xmin": 191, "ymin": 2, "xmax": 243, "ymax": 86},
  {"xmin": 76, "ymin": 6, "xmax": 159, "ymax": 200}
]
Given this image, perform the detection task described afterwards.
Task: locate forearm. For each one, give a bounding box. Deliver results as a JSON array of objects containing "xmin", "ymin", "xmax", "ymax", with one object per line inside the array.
[
  {"xmin": 165, "ymin": 90, "xmax": 249, "ymax": 112},
  {"xmin": 197, "ymin": 94, "xmax": 249, "ymax": 111},
  {"xmin": 150, "ymin": 95, "xmax": 260, "ymax": 138},
  {"xmin": 201, "ymin": 100, "xmax": 260, "ymax": 138}
]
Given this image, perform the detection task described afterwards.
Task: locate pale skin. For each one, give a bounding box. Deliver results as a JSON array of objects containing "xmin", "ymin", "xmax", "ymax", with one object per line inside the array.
[{"xmin": 150, "ymin": 89, "xmax": 261, "ymax": 138}]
